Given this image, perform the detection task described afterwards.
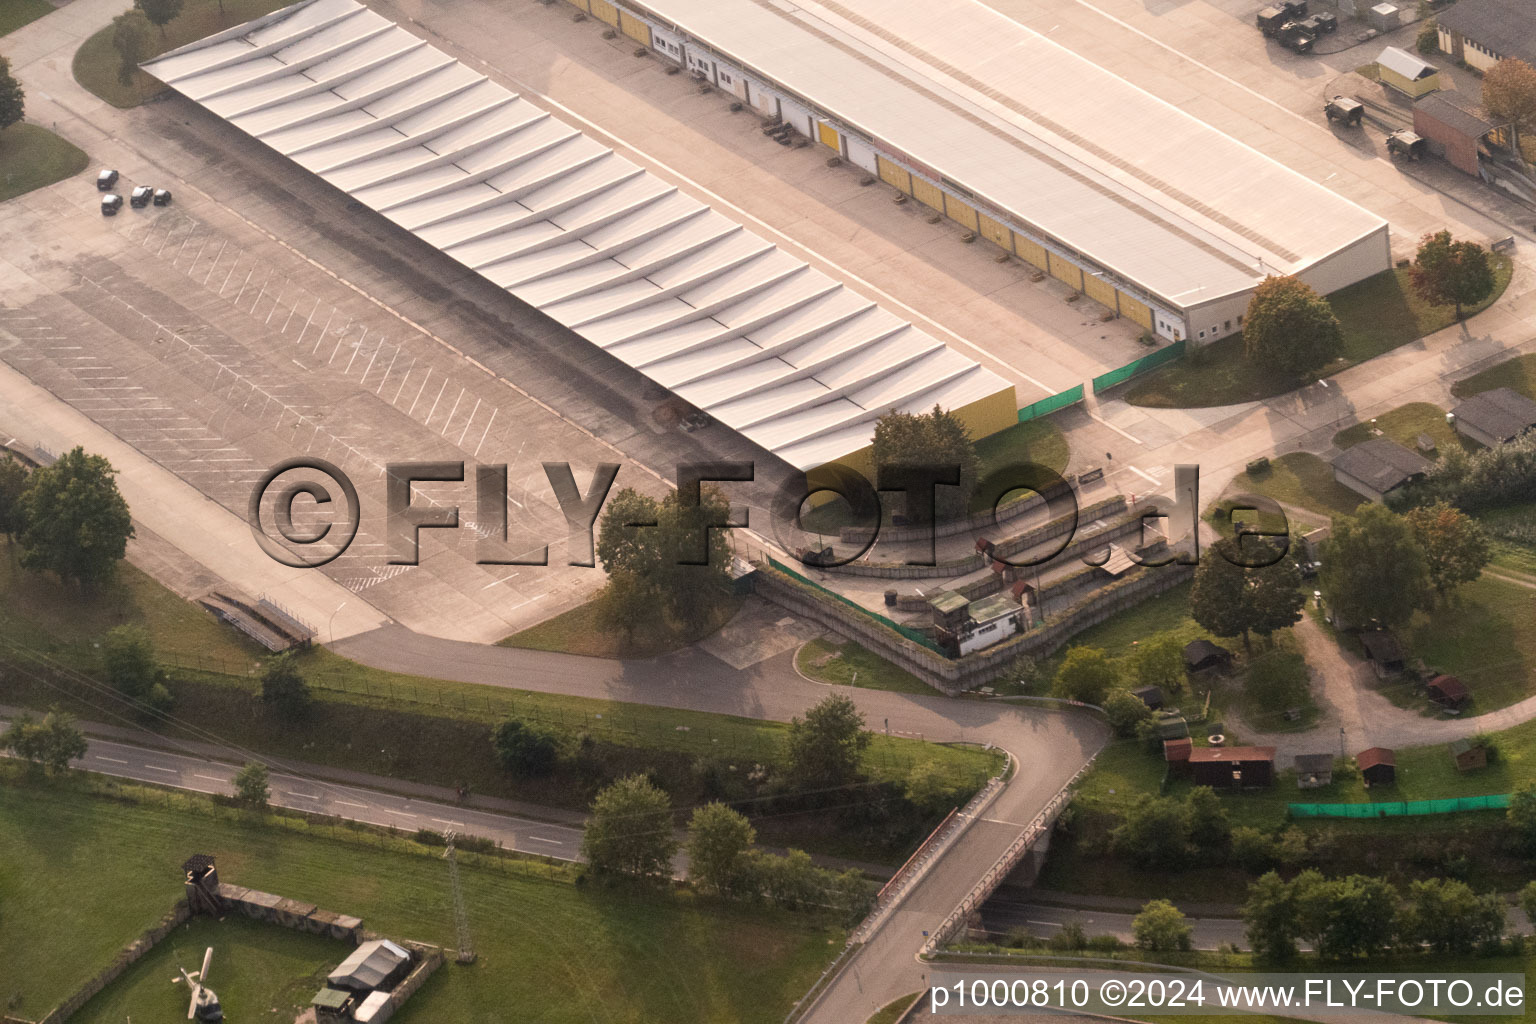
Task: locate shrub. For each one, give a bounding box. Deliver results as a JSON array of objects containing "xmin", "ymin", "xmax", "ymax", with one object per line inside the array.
[
  {"xmin": 492, "ymin": 718, "xmax": 560, "ymax": 777},
  {"xmin": 414, "ymin": 828, "xmax": 447, "ymax": 846}
]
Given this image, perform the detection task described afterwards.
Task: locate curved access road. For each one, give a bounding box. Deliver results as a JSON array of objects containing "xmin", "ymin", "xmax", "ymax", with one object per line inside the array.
[{"xmin": 333, "ymin": 625, "xmax": 1109, "ymax": 1022}]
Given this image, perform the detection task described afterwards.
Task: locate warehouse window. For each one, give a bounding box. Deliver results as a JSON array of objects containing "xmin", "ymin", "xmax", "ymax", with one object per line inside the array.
[
  {"xmin": 1224, "ymin": 320, "xmax": 1231, "ymax": 332},
  {"xmin": 1198, "ymin": 329, "xmax": 1206, "ymax": 339}
]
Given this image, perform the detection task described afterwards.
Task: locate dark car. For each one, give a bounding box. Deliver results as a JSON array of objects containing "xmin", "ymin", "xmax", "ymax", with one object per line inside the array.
[
  {"xmin": 101, "ymin": 194, "xmax": 124, "ymax": 216},
  {"xmin": 152, "ymin": 188, "xmax": 173, "ymax": 206},
  {"xmin": 130, "ymin": 185, "xmax": 154, "ymax": 208},
  {"xmin": 96, "ymin": 169, "xmax": 119, "ymax": 191}
]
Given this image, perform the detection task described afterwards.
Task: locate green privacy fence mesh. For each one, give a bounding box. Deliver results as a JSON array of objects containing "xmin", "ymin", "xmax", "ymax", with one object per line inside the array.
[
  {"xmin": 767, "ymin": 558, "xmax": 949, "ymax": 656},
  {"xmin": 1091, "ymin": 339, "xmax": 1186, "ymax": 394},
  {"xmin": 1018, "ymin": 384, "xmax": 1085, "ymax": 423},
  {"xmin": 1290, "ymin": 793, "xmax": 1510, "ymax": 818}
]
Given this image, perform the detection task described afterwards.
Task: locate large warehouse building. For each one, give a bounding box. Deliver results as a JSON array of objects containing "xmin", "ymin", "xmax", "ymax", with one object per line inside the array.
[
  {"xmin": 573, "ymin": 0, "xmax": 1392, "ymax": 347},
  {"xmin": 143, "ymin": 0, "xmax": 1017, "ymax": 474}
]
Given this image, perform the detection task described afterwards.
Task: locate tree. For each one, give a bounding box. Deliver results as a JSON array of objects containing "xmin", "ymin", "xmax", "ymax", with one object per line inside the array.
[
  {"xmin": 582, "ymin": 774, "xmax": 678, "ymax": 880},
  {"xmin": 903, "ymin": 758, "xmax": 959, "ymax": 814},
  {"xmin": 1404, "ymin": 501, "xmax": 1491, "ymax": 602},
  {"xmin": 1103, "ymin": 688, "xmax": 1152, "ymax": 737},
  {"xmin": 1520, "ymin": 880, "xmax": 1536, "ymax": 929},
  {"xmin": 1243, "ymin": 871, "xmax": 1300, "ymax": 961},
  {"xmin": 232, "ymin": 761, "xmax": 270, "ymax": 807},
  {"xmin": 1410, "ymin": 231, "xmax": 1496, "ymax": 320},
  {"xmin": 871, "ymin": 404, "xmax": 979, "ymax": 524},
  {"xmin": 1053, "ymin": 647, "xmax": 1117, "ymax": 706},
  {"xmin": 1506, "ymin": 781, "xmax": 1536, "ymax": 853},
  {"xmin": 1241, "ymin": 276, "xmax": 1343, "ymax": 377},
  {"xmin": 1401, "ymin": 878, "xmax": 1505, "ymax": 954},
  {"xmin": 1185, "ymin": 785, "xmax": 1232, "ymax": 850},
  {"xmin": 785, "ymin": 693, "xmax": 869, "ymax": 791},
  {"xmin": 16, "ymin": 447, "xmax": 134, "ymax": 588},
  {"xmin": 1190, "ymin": 538, "xmax": 1305, "ymax": 652},
  {"xmin": 492, "ymin": 719, "xmax": 559, "ymax": 777},
  {"xmin": 0, "ymin": 56, "xmax": 22, "ymax": 136},
  {"xmin": 1133, "ymin": 633, "xmax": 1186, "ymax": 695},
  {"xmin": 1482, "ymin": 58, "xmax": 1536, "ymax": 163},
  {"xmin": 258, "ymin": 652, "xmax": 310, "ymax": 718},
  {"xmin": 686, "ymin": 802, "xmax": 756, "ymax": 895},
  {"xmin": 1, "ymin": 708, "xmax": 87, "ymax": 775},
  {"xmin": 1416, "ymin": 20, "xmax": 1439, "ymax": 55},
  {"xmin": 102, "ymin": 625, "xmax": 159, "ymax": 699},
  {"xmin": 1133, "ymin": 899, "xmax": 1193, "ymax": 952},
  {"xmin": 595, "ymin": 485, "xmax": 733, "ymax": 637},
  {"xmin": 111, "ymin": 12, "xmax": 154, "ymax": 91},
  {"xmin": 0, "ymin": 455, "xmax": 28, "ymax": 545},
  {"xmin": 1315, "ymin": 874, "xmax": 1398, "ymax": 959},
  {"xmin": 1319, "ymin": 505, "xmax": 1431, "ymax": 630},
  {"xmin": 1111, "ymin": 797, "xmax": 1190, "ymax": 868},
  {"xmin": 134, "ymin": 0, "xmax": 183, "ymax": 38}
]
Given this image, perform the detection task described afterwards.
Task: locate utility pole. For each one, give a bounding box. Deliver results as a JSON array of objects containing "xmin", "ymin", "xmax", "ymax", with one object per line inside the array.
[{"xmin": 443, "ymin": 832, "xmax": 477, "ymax": 964}]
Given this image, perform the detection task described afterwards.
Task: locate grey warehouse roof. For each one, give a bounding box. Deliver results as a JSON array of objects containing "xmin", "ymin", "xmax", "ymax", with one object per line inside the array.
[
  {"xmin": 143, "ymin": 0, "xmax": 1012, "ymax": 471},
  {"xmin": 1453, "ymin": 386, "xmax": 1536, "ymax": 442},
  {"xmin": 630, "ymin": 0, "xmax": 1388, "ymax": 307},
  {"xmin": 1331, "ymin": 437, "xmax": 1430, "ymax": 492},
  {"xmin": 1438, "ymin": 0, "xmax": 1536, "ymax": 66},
  {"xmin": 328, "ymin": 939, "xmax": 410, "ymax": 990}
]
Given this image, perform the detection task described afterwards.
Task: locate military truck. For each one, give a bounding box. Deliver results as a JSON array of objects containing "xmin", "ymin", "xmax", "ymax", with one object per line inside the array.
[
  {"xmin": 1324, "ymin": 95, "xmax": 1365, "ymax": 127},
  {"xmin": 1256, "ymin": 1, "xmax": 1308, "ymax": 34},
  {"xmin": 1276, "ymin": 21, "xmax": 1317, "ymax": 52},
  {"xmin": 1387, "ymin": 129, "xmax": 1427, "ymax": 160}
]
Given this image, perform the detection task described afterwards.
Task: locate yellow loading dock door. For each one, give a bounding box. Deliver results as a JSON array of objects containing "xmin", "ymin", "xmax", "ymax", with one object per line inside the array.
[
  {"xmin": 1083, "ymin": 274, "xmax": 1117, "ymax": 311},
  {"xmin": 1012, "ymin": 232, "xmax": 1048, "ymax": 271},
  {"xmin": 1048, "ymin": 252, "xmax": 1083, "ymax": 290},
  {"xmin": 590, "ymin": 0, "xmax": 619, "ymax": 25},
  {"xmin": 1117, "ymin": 290, "xmax": 1153, "ymax": 329},
  {"xmin": 619, "ymin": 10, "xmax": 651, "ymax": 45},
  {"xmin": 817, "ymin": 121, "xmax": 840, "ymax": 152},
  {"xmin": 944, "ymin": 194, "xmax": 979, "ymax": 232},
  {"xmin": 978, "ymin": 213, "xmax": 1010, "ymax": 251},
  {"xmin": 877, "ymin": 155, "xmax": 911, "ymax": 193},
  {"xmin": 565, "ymin": 0, "xmax": 589, "ymax": 11},
  {"xmin": 911, "ymin": 176, "xmax": 944, "ymax": 212}
]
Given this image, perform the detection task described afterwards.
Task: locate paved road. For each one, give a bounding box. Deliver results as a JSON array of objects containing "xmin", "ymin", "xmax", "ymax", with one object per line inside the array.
[{"xmin": 0, "ymin": 717, "xmax": 588, "ymax": 859}]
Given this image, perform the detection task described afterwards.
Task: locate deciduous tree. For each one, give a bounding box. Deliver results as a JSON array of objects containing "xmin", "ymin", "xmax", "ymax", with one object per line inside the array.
[
  {"xmin": 258, "ymin": 652, "xmax": 310, "ymax": 719},
  {"xmin": 1185, "ymin": 785, "xmax": 1232, "ymax": 850},
  {"xmin": 1482, "ymin": 58, "xmax": 1536, "ymax": 162},
  {"xmin": 1319, "ymin": 505, "xmax": 1430, "ymax": 630},
  {"xmin": 1410, "ymin": 231, "xmax": 1495, "ymax": 320},
  {"xmin": 0, "ymin": 455, "xmax": 27, "ymax": 544},
  {"xmin": 595, "ymin": 485, "xmax": 733, "ymax": 637},
  {"xmin": 1103, "ymin": 688, "xmax": 1152, "ymax": 737},
  {"xmin": 1132, "ymin": 899, "xmax": 1193, "ymax": 952},
  {"xmin": 134, "ymin": 0, "xmax": 183, "ymax": 38},
  {"xmin": 111, "ymin": 11, "xmax": 153, "ymax": 92},
  {"xmin": 582, "ymin": 774, "xmax": 678, "ymax": 880},
  {"xmin": 17, "ymin": 446, "xmax": 134, "ymax": 587},
  {"xmin": 1052, "ymin": 646, "xmax": 1117, "ymax": 706},
  {"xmin": 1401, "ymin": 878, "xmax": 1505, "ymax": 954},
  {"xmin": 1404, "ymin": 500, "xmax": 1491, "ymax": 602},
  {"xmin": 1243, "ymin": 871, "xmax": 1300, "ymax": 961},
  {"xmin": 1506, "ymin": 781, "xmax": 1536, "ymax": 853},
  {"xmin": 1, "ymin": 708, "xmax": 87, "ymax": 775},
  {"xmin": 0, "ymin": 56, "xmax": 23, "ymax": 134},
  {"xmin": 686, "ymin": 801, "xmax": 756, "ymax": 895},
  {"xmin": 492, "ymin": 719, "xmax": 559, "ymax": 777},
  {"xmin": 1190, "ymin": 538, "xmax": 1304, "ymax": 652},
  {"xmin": 1111, "ymin": 796, "xmax": 1190, "ymax": 868},
  {"xmin": 102, "ymin": 625, "xmax": 159, "ymax": 698},
  {"xmin": 1133, "ymin": 632, "xmax": 1187, "ymax": 695},
  {"xmin": 903, "ymin": 758, "xmax": 959, "ymax": 814},
  {"xmin": 233, "ymin": 761, "xmax": 270, "ymax": 807},
  {"xmin": 785, "ymin": 693, "xmax": 869, "ymax": 791},
  {"xmin": 1241, "ymin": 276, "xmax": 1342, "ymax": 377},
  {"xmin": 871, "ymin": 404, "xmax": 979, "ymax": 524}
]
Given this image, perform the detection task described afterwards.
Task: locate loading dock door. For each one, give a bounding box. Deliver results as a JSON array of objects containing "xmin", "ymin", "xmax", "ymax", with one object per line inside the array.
[
  {"xmin": 911, "ymin": 175, "xmax": 944, "ymax": 212},
  {"xmin": 589, "ymin": 0, "xmax": 619, "ymax": 25},
  {"xmin": 817, "ymin": 121, "xmax": 840, "ymax": 152},
  {"xmin": 779, "ymin": 98, "xmax": 813, "ymax": 137},
  {"xmin": 944, "ymin": 194, "xmax": 979, "ymax": 231},
  {"xmin": 877, "ymin": 155, "xmax": 911, "ymax": 193},
  {"xmin": 1012, "ymin": 232, "xmax": 1048, "ymax": 271},
  {"xmin": 845, "ymin": 136, "xmax": 878, "ymax": 173},
  {"xmin": 1118, "ymin": 291, "xmax": 1153, "ymax": 329},
  {"xmin": 1049, "ymin": 252, "xmax": 1084, "ymax": 290},
  {"xmin": 619, "ymin": 10, "xmax": 651, "ymax": 46},
  {"xmin": 978, "ymin": 213, "xmax": 1010, "ymax": 250},
  {"xmin": 1084, "ymin": 273, "xmax": 1117, "ymax": 311}
]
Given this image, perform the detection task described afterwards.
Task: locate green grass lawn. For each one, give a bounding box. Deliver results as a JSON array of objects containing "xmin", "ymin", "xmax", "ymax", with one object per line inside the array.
[
  {"xmin": 74, "ymin": 0, "xmax": 296, "ymax": 107},
  {"xmin": 1477, "ymin": 504, "xmax": 1536, "ymax": 577},
  {"xmin": 0, "ymin": 123, "xmax": 90, "ymax": 205},
  {"xmin": 795, "ymin": 637, "xmax": 934, "ymax": 695},
  {"xmin": 1453, "ymin": 352, "xmax": 1536, "ymax": 401},
  {"xmin": 974, "ymin": 417, "xmax": 1070, "ymax": 479},
  {"xmin": 71, "ymin": 915, "xmax": 346, "ymax": 1024},
  {"xmin": 1221, "ymin": 453, "xmax": 1363, "ymax": 523},
  {"xmin": 1046, "ymin": 580, "xmax": 1210, "ymax": 672},
  {"xmin": 867, "ymin": 992, "xmax": 921, "ymax": 1024},
  {"xmin": 500, "ymin": 589, "xmax": 743, "ymax": 658},
  {"xmin": 1403, "ymin": 574, "xmax": 1536, "ymax": 713},
  {"xmin": 0, "ymin": 0, "xmax": 55, "ymax": 37},
  {"xmin": 0, "ymin": 778, "xmax": 839, "ymax": 1023},
  {"xmin": 1126, "ymin": 258, "xmax": 1514, "ymax": 408},
  {"xmin": 1332, "ymin": 401, "xmax": 1471, "ymax": 454}
]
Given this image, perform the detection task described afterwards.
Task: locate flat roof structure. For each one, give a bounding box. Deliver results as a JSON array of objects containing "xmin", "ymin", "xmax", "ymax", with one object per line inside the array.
[
  {"xmin": 143, "ymin": 0, "xmax": 1015, "ymax": 472},
  {"xmin": 620, "ymin": 0, "xmax": 1389, "ymax": 328}
]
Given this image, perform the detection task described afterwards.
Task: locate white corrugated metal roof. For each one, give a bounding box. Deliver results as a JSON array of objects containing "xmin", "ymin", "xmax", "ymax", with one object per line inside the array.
[
  {"xmin": 1378, "ymin": 46, "xmax": 1438, "ymax": 81},
  {"xmin": 144, "ymin": 0, "xmax": 1014, "ymax": 472},
  {"xmin": 637, "ymin": 0, "xmax": 1389, "ymax": 308}
]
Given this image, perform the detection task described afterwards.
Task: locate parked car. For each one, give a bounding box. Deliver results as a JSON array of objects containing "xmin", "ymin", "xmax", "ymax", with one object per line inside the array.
[
  {"xmin": 96, "ymin": 169, "xmax": 119, "ymax": 191},
  {"xmin": 130, "ymin": 185, "xmax": 154, "ymax": 208},
  {"xmin": 101, "ymin": 194, "xmax": 124, "ymax": 216},
  {"xmin": 152, "ymin": 188, "xmax": 173, "ymax": 206}
]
